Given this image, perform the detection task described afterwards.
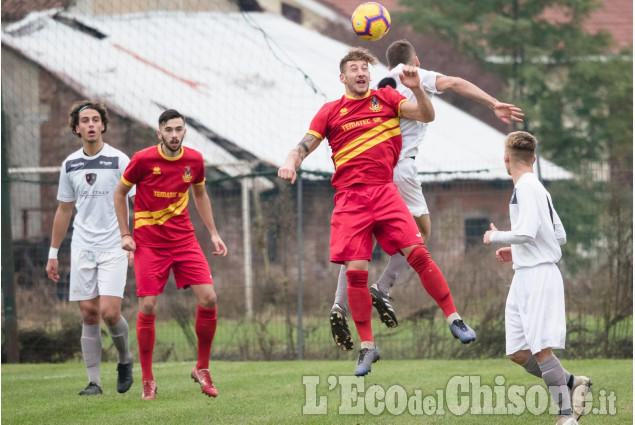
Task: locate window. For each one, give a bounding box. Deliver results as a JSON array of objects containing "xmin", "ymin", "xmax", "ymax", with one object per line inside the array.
[
  {"xmin": 282, "ymin": 3, "xmax": 302, "ymax": 24},
  {"xmin": 465, "ymin": 218, "xmax": 489, "ymax": 250}
]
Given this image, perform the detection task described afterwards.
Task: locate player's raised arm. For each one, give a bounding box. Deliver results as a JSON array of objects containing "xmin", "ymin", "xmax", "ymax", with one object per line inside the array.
[
  {"xmin": 398, "ymin": 65, "xmax": 435, "ymax": 123},
  {"xmin": 435, "ymin": 76, "xmax": 524, "ymax": 124},
  {"xmin": 278, "ymin": 133, "xmax": 322, "ymax": 184}
]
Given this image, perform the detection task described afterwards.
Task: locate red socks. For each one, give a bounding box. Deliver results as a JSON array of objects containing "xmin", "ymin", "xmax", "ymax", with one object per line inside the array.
[
  {"xmin": 137, "ymin": 312, "xmax": 156, "ymax": 381},
  {"xmin": 406, "ymin": 245, "xmax": 457, "ymax": 317},
  {"xmin": 346, "ymin": 270, "xmax": 373, "ymax": 343},
  {"xmin": 195, "ymin": 306, "xmax": 217, "ymax": 370}
]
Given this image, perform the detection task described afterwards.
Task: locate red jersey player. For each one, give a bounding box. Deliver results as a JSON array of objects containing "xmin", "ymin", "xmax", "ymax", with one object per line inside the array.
[
  {"xmin": 279, "ymin": 47, "xmax": 471, "ymax": 376},
  {"xmin": 114, "ymin": 109, "xmax": 227, "ymax": 400}
]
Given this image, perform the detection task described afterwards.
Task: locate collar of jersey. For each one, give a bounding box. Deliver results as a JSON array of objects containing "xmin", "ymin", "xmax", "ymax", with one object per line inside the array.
[
  {"xmin": 157, "ymin": 143, "xmax": 184, "ymax": 161},
  {"xmin": 345, "ymin": 89, "xmax": 371, "ymax": 100}
]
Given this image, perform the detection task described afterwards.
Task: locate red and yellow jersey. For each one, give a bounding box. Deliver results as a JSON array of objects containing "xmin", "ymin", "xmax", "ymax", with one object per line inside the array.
[
  {"xmin": 121, "ymin": 144, "xmax": 205, "ymax": 247},
  {"xmin": 308, "ymin": 87, "xmax": 407, "ymax": 191}
]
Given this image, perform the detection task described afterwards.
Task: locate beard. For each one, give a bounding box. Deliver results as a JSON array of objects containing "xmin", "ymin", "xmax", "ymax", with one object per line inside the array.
[{"xmin": 161, "ymin": 135, "xmax": 183, "ymax": 152}]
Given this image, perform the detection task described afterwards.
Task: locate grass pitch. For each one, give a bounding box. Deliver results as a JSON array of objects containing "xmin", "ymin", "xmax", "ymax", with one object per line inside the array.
[{"xmin": 2, "ymin": 359, "xmax": 632, "ymax": 424}]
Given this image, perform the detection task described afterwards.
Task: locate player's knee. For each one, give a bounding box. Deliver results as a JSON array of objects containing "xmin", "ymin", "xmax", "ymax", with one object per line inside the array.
[
  {"xmin": 101, "ymin": 309, "xmax": 120, "ymax": 327},
  {"xmin": 198, "ymin": 290, "xmax": 217, "ymax": 309},
  {"xmin": 80, "ymin": 307, "xmax": 100, "ymax": 325},
  {"xmin": 507, "ymin": 351, "xmax": 527, "ymax": 365},
  {"xmin": 139, "ymin": 299, "xmax": 158, "ymax": 315}
]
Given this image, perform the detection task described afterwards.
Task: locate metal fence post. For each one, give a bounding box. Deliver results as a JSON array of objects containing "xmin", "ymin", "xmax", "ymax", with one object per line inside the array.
[
  {"xmin": 296, "ymin": 172, "xmax": 303, "ymax": 360},
  {"xmin": 1, "ymin": 104, "xmax": 19, "ymax": 362}
]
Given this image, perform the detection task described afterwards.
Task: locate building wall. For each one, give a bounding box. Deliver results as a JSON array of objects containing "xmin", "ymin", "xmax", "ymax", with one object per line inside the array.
[
  {"xmin": 2, "ymin": 47, "xmax": 158, "ymax": 240},
  {"xmin": 2, "ymin": 47, "xmax": 45, "ymax": 239}
]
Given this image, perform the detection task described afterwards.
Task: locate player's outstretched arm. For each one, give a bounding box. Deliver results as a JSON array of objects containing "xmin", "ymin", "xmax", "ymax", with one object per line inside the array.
[
  {"xmin": 399, "ymin": 65, "xmax": 435, "ymax": 123},
  {"xmin": 46, "ymin": 201, "xmax": 75, "ymax": 282},
  {"xmin": 192, "ymin": 184, "xmax": 227, "ymax": 257},
  {"xmin": 278, "ymin": 133, "xmax": 321, "ymax": 184},
  {"xmin": 435, "ymin": 76, "xmax": 524, "ymax": 124},
  {"xmin": 114, "ymin": 181, "xmax": 135, "ymax": 252}
]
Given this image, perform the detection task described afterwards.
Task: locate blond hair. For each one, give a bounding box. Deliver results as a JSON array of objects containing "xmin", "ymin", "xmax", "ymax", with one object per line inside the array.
[
  {"xmin": 339, "ymin": 47, "xmax": 378, "ymax": 73},
  {"xmin": 505, "ymin": 131, "xmax": 536, "ymax": 165}
]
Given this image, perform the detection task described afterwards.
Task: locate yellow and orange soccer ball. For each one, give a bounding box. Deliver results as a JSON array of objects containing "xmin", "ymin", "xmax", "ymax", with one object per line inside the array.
[{"xmin": 351, "ymin": 2, "xmax": 391, "ymax": 41}]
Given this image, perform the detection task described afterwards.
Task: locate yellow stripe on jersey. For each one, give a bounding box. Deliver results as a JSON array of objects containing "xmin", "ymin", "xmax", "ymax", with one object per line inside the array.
[
  {"xmin": 134, "ymin": 191, "xmax": 189, "ymax": 228},
  {"xmin": 333, "ymin": 118, "xmax": 400, "ymax": 169},
  {"xmin": 397, "ymin": 99, "xmax": 407, "ymax": 118},
  {"xmin": 307, "ymin": 130, "xmax": 324, "ymax": 140},
  {"xmin": 121, "ymin": 176, "xmax": 134, "ymax": 187}
]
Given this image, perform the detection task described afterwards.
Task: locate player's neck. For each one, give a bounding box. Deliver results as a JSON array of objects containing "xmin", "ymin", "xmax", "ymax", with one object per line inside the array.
[
  {"xmin": 345, "ymin": 88, "xmax": 370, "ymax": 100},
  {"xmin": 82, "ymin": 139, "xmax": 104, "ymax": 156},
  {"xmin": 160, "ymin": 142, "xmax": 182, "ymax": 158},
  {"xmin": 511, "ymin": 167, "xmax": 533, "ymax": 184}
]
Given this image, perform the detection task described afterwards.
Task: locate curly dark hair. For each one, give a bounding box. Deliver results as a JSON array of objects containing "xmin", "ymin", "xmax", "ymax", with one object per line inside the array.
[{"xmin": 68, "ymin": 100, "xmax": 109, "ymax": 137}]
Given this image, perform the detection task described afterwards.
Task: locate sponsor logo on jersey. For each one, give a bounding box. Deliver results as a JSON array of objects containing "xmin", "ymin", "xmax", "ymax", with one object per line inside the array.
[
  {"xmin": 183, "ymin": 166, "xmax": 192, "ymax": 183},
  {"xmin": 85, "ymin": 173, "xmax": 97, "ymax": 185},
  {"xmin": 66, "ymin": 156, "xmax": 119, "ymax": 172},
  {"xmin": 369, "ymin": 96, "xmax": 382, "ymax": 112},
  {"xmin": 153, "ymin": 166, "xmax": 161, "ymax": 175},
  {"xmin": 339, "ymin": 107, "xmax": 348, "ymax": 116}
]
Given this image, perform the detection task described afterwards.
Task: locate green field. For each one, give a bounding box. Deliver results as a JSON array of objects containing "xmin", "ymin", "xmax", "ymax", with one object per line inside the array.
[{"xmin": 2, "ymin": 359, "xmax": 632, "ymax": 424}]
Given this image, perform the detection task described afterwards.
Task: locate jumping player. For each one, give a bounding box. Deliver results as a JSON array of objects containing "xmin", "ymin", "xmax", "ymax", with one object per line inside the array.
[
  {"xmin": 46, "ymin": 100, "xmax": 135, "ymax": 396},
  {"xmin": 114, "ymin": 109, "xmax": 227, "ymax": 400},
  {"xmin": 483, "ymin": 131, "xmax": 591, "ymax": 425},
  {"xmin": 330, "ymin": 39, "xmax": 523, "ymax": 350},
  {"xmin": 279, "ymin": 47, "xmax": 463, "ymax": 376}
]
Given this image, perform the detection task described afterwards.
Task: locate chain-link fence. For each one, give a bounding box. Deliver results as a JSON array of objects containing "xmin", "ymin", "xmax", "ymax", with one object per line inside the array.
[
  {"xmin": 1, "ymin": 1, "xmax": 631, "ymax": 363},
  {"xmin": 3, "ymin": 162, "xmax": 632, "ymax": 362}
]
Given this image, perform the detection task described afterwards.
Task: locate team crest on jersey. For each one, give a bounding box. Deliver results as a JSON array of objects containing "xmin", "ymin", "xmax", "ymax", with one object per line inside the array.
[
  {"xmin": 339, "ymin": 108, "xmax": 349, "ymax": 116},
  {"xmin": 369, "ymin": 96, "xmax": 382, "ymax": 112},
  {"xmin": 153, "ymin": 166, "xmax": 161, "ymax": 175},
  {"xmin": 85, "ymin": 173, "xmax": 97, "ymax": 185},
  {"xmin": 183, "ymin": 166, "xmax": 192, "ymax": 183}
]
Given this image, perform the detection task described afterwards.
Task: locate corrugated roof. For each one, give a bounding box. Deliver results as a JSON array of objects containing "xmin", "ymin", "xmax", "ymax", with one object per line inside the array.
[{"xmin": 2, "ymin": 9, "xmax": 569, "ymax": 181}]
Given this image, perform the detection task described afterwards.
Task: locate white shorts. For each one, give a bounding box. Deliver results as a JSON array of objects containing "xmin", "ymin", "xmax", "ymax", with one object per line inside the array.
[
  {"xmin": 69, "ymin": 249, "xmax": 128, "ymax": 301},
  {"xmin": 505, "ymin": 263, "xmax": 566, "ymax": 355},
  {"xmin": 393, "ymin": 157, "xmax": 429, "ymax": 217}
]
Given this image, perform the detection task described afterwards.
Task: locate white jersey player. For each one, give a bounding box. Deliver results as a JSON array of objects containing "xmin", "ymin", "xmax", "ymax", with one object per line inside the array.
[
  {"xmin": 484, "ymin": 131, "xmax": 591, "ymax": 425},
  {"xmin": 46, "ymin": 101, "xmax": 135, "ymax": 396},
  {"xmin": 329, "ymin": 39, "xmax": 523, "ymax": 352}
]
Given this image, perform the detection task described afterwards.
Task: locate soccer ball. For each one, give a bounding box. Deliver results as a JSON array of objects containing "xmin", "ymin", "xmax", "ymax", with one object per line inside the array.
[{"xmin": 351, "ymin": 2, "xmax": 391, "ymax": 41}]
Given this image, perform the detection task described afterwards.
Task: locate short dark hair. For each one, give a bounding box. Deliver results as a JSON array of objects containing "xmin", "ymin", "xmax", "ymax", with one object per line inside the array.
[
  {"xmin": 505, "ymin": 131, "xmax": 536, "ymax": 164},
  {"xmin": 68, "ymin": 100, "xmax": 109, "ymax": 137},
  {"xmin": 386, "ymin": 39, "xmax": 416, "ymax": 68},
  {"xmin": 377, "ymin": 77, "xmax": 397, "ymax": 89},
  {"xmin": 158, "ymin": 109, "xmax": 185, "ymax": 127},
  {"xmin": 339, "ymin": 47, "xmax": 378, "ymax": 73}
]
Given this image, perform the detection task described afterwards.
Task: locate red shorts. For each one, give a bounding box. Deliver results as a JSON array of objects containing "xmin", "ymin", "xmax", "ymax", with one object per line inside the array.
[
  {"xmin": 134, "ymin": 240, "xmax": 213, "ymax": 296},
  {"xmin": 330, "ymin": 183, "xmax": 423, "ymax": 264}
]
